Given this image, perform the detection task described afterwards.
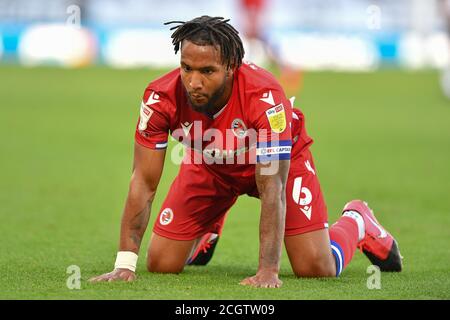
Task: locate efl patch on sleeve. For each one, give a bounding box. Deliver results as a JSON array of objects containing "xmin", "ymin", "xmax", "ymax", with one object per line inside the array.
[
  {"xmin": 138, "ymin": 101, "xmax": 154, "ymax": 131},
  {"xmin": 265, "ymin": 103, "xmax": 287, "ymax": 133},
  {"xmin": 256, "ymin": 140, "xmax": 292, "ymax": 162}
]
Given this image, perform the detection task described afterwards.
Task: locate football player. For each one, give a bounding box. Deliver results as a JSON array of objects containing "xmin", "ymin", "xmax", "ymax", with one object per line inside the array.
[{"xmin": 90, "ymin": 16, "xmax": 402, "ymax": 287}]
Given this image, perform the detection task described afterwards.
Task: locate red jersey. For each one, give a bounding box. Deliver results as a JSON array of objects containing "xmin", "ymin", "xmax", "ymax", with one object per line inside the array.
[{"xmin": 135, "ymin": 62, "xmax": 312, "ymax": 195}]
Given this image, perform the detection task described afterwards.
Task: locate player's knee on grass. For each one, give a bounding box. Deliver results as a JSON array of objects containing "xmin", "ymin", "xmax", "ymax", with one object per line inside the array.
[
  {"xmin": 146, "ymin": 233, "xmax": 195, "ymax": 274},
  {"xmin": 292, "ymin": 255, "xmax": 336, "ymax": 278},
  {"xmin": 285, "ymin": 230, "xmax": 337, "ymax": 278},
  {"xmin": 146, "ymin": 254, "xmax": 186, "ymax": 274}
]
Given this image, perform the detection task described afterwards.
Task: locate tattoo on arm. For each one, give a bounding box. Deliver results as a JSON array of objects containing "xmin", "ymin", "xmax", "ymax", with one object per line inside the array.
[{"xmin": 120, "ymin": 200, "xmax": 152, "ymax": 252}]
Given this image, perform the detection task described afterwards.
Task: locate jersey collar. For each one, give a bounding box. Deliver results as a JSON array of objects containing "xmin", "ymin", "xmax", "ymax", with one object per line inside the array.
[{"xmin": 212, "ymin": 103, "xmax": 228, "ymax": 119}]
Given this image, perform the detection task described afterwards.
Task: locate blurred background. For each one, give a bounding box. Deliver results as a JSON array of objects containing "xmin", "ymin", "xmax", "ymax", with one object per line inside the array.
[
  {"xmin": 0, "ymin": 0, "xmax": 448, "ymax": 71},
  {"xmin": 1, "ymin": 0, "xmax": 450, "ymax": 299}
]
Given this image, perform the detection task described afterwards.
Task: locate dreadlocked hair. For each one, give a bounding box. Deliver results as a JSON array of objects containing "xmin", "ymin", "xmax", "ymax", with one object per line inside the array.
[{"xmin": 164, "ymin": 16, "xmax": 245, "ymax": 70}]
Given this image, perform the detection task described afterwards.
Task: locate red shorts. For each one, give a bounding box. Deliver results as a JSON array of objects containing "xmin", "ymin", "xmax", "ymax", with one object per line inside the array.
[{"xmin": 153, "ymin": 149, "xmax": 329, "ymax": 240}]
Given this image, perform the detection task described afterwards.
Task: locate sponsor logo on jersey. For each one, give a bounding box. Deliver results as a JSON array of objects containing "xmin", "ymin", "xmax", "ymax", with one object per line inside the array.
[
  {"xmin": 203, "ymin": 146, "xmax": 249, "ymax": 160},
  {"xmin": 159, "ymin": 208, "xmax": 174, "ymax": 226},
  {"xmin": 265, "ymin": 103, "xmax": 287, "ymax": 133},
  {"xmin": 292, "ymin": 177, "xmax": 313, "ymax": 220},
  {"xmin": 231, "ymin": 118, "xmax": 247, "ymax": 138}
]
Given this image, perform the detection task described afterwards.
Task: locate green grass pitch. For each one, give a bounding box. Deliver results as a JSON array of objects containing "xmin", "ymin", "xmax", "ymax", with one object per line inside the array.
[{"xmin": 0, "ymin": 65, "xmax": 449, "ymax": 299}]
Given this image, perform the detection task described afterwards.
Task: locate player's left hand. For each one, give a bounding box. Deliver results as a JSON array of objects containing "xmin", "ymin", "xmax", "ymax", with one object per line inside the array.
[{"xmin": 239, "ymin": 270, "xmax": 282, "ymax": 288}]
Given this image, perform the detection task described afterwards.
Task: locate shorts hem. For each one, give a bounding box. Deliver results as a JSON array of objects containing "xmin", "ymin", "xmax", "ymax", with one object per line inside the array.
[
  {"xmin": 285, "ymin": 222, "xmax": 329, "ymax": 237},
  {"xmin": 153, "ymin": 227, "xmax": 203, "ymax": 241}
]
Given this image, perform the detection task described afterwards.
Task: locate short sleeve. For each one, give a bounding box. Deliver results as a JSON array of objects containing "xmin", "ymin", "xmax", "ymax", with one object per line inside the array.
[
  {"xmin": 134, "ymin": 89, "xmax": 170, "ymax": 150},
  {"xmin": 250, "ymin": 89, "xmax": 293, "ymax": 162}
]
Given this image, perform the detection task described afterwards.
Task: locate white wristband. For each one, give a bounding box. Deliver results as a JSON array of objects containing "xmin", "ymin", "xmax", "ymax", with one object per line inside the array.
[{"xmin": 114, "ymin": 251, "xmax": 138, "ymax": 272}]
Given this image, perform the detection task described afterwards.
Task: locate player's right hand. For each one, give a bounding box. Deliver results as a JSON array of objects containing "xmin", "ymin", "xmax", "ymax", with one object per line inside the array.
[{"xmin": 89, "ymin": 268, "xmax": 136, "ymax": 283}]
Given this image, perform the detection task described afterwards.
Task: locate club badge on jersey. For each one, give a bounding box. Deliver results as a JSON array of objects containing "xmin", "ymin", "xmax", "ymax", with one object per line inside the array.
[
  {"xmin": 231, "ymin": 118, "xmax": 247, "ymax": 138},
  {"xmin": 265, "ymin": 103, "xmax": 286, "ymax": 133}
]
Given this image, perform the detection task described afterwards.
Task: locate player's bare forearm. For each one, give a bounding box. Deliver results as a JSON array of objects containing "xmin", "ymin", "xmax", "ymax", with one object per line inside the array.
[
  {"xmin": 247, "ymin": 160, "xmax": 290, "ymax": 287},
  {"xmin": 118, "ymin": 143, "xmax": 166, "ymax": 253},
  {"xmin": 258, "ymin": 188, "xmax": 286, "ymax": 273},
  {"xmin": 119, "ymin": 172, "xmax": 156, "ymax": 253}
]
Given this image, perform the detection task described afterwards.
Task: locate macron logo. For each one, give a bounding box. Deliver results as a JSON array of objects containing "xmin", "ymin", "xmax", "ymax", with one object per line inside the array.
[
  {"xmin": 181, "ymin": 122, "xmax": 193, "ymax": 137},
  {"xmin": 300, "ymin": 206, "xmax": 312, "ymax": 220},
  {"xmin": 146, "ymin": 91, "xmax": 160, "ymax": 106},
  {"xmin": 260, "ymin": 90, "xmax": 275, "ymax": 106}
]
